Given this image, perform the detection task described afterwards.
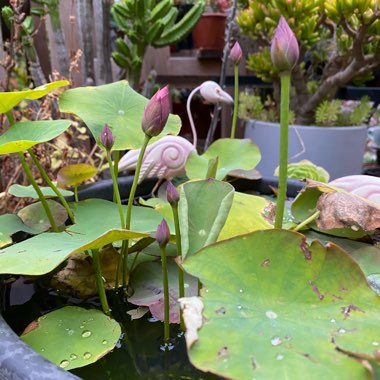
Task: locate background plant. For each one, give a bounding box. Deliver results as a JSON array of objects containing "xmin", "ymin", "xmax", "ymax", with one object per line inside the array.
[
  {"xmin": 237, "ymin": 0, "xmax": 380, "ymax": 125},
  {"xmin": 111, "ymin": 0, "xmax": 205, "ymax": 89}
]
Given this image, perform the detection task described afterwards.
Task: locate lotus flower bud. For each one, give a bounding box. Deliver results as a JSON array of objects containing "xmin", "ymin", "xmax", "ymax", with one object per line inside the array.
[
  {"xmin": 156, "ymin": 219, "xmax": 170, "ymax": 248},
  {"xmin": 100, "ymin": 124, "xmax": 114, "ymax": 150},
  {"xmin": 270, "ymin": 17, "xmax": 299, "ymax": 73},
  {"xmin": 166, "ymin": 181, "xmax": 180, "ymax": 207},
  {"xmin": 229, "ymin": 41, "xmax": 242, "ymax": 65},
  {"xmin": 142, "ymin": 85, "xmax": 171, "ymax": 138}
]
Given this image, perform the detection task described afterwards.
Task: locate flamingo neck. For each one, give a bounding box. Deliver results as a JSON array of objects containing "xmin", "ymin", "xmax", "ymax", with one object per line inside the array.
[{"xmin": 186, "ymin": 85, "xmax": 201, "ymax": 150}]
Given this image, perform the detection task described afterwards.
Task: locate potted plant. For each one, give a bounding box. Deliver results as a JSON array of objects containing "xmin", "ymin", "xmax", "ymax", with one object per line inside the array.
[
  {"xmin": 1, "ymin": 18, "xmax": 380, "ymax": 379},
  {"xmin": 192, "ymin": 0, "xmax": 231, "ymax": 51},
  {"xmin": 239, "ymin": 90, "xmax": 374, "ymax": 179},
  {"xmin": 236, "ymin": 0, "xmax": 380, "ymax": 179},
  {"xmin": 111, "ymin": 0, "xmax": 205, "ymax": 89}
]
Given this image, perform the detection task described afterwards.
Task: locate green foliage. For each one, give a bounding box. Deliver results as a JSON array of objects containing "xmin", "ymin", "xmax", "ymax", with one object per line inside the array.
[
  {"xmin": 179, "ymin": 179, "xmax": 234, "ymax": 259},
  {"xmin": 237, "ymin": 0, "xmax": 380, "ymax": 124},
  {"xmin": 0, "ymin": 199, "xmax": 164, "ymax": 276},
  {"xmin": 238, "ymin": 91, "xmax": 295, "ymax": 123},
  {"xmin": 274, "ymin": 160, "xmax": 330, "ymax": 182},
  {"xmin": 0, "ymin": 120, "xmax": 72, "ymax": 154},
  {"xmin": 21, "ymin": 306, "xmax": 121, "ymax": 371},
  {"xmin": 182, "ymin": 229, "xmax": 380, "ymax": 379},
  {"xmin": 315, "ymin": 97, "xmax": 373, "ymax": 126},
  {"xmin": 111, "ymin": 0, "xmax": 205, "ymax": 86},
  {"xmin": 58, "ymin": 81, "xmax": 181, "ymax": 150},
  {"xmin": 315, "ymin": 99, "xmax": 342, "ymax": 126},
  {"xmin": 185, "ymin": 138, "xmax": 261, "ymax": 180}
]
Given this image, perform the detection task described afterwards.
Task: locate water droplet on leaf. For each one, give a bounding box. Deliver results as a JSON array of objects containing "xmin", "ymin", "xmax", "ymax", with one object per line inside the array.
[
  {"xmin": 271, "ymin": 336, "xmax": 282, "ymax": 346},
  {"xmin": 198, "ymin": 229, "xmax": 206, "ymax": 236},
  {"xmin": 118, "ymin": 110, "xmax": 125, "ymax": 116},
  {"xmin": 82, "ymin": 330, "xmax": 92, "ymax": 338},
  {"xmin": 70, "ymin": 354, "xmax": 77, "ymax": 360},
  {"xmin": 102, "ymin": 340, "xmax": 108, "ymax": 345},
  {"xmin": 59, "ymin": 360, "xmax": 69, "ymax": 368},
  {"xmin": 265, "ymin": 310, "xmax": 278, "ymax": 319},
  {"xmin": 83, "ymin": 352, "xmax": 92, "ymax": 359},
  {"xmin": 276, "ymin": 354, "xmax": 284, "ymax": 361}
]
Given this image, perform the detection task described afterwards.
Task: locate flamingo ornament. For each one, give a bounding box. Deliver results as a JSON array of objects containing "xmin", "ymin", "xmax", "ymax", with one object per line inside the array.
[{"xmin": 118, "ymin": 81, "xmax": 233, "ymax": 184}]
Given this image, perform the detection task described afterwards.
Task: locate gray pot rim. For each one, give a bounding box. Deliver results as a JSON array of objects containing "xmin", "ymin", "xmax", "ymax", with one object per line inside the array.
[
  {"xmin": 245, "ymin": 119, "xmax": 368, "ymax": 131},
  {"xmin": 0, "ymin": 313, "xmax": 79, "ymax": 380}
]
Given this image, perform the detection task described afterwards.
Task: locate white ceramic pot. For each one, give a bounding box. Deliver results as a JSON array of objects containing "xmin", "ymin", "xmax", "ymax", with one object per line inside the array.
[{"xmin": 244, "ymin": 120, "xmax": 368, "ymax": 180}]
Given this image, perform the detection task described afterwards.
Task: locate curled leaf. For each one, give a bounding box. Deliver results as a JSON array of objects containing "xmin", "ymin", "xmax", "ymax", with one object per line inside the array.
[{"xmin": 316, "ymin": 192, "xmax": 380, "ymax": 232}]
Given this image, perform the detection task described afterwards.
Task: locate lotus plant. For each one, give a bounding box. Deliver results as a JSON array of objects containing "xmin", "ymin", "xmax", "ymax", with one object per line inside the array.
[
  {"xmin": 1, "ymin": 25, "xmax": 380, "ymax": 379},
  {"xmin": 270, "ymin": 16, "xmax": 299, "ymax": 228}
]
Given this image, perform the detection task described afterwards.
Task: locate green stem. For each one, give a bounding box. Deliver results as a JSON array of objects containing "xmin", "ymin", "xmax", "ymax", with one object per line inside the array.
[
  {"xmin": 121, "ymin": 135, "xmax": 151, "ymax": 288},
  {"xmin": 113, "ymin": 151, "xmax": 120, "ymax": 203},
  {"xmin": 74, "ymin": 187, "xmax": 79, "ymax": 203},
  {"xmin": 92, "ymin": 249, "xmax": 111, "ymax": 315},
  {"xmin": 274, "ymin": 73, "xmax": 291, "ymax": 229},
  {"xmin": 28, "ymin": 149, "xmax": 75, "ymax": 224},
  {"xmin": 5, "ymin": 111, "xmax": 14, "ymax": 126},
  {"xmin": 230, "ymin": 64, "xmax": 239, "ymax": 139},
  {"xmin": 18, "ymin": 152, "xmax": 58, "ymax": 232},
  {"xmin": 106, "ymin": 150, "xmax": 125, "ymax": 229},
  {"xmin": 292, "ymin": 210, "xmax": 320, "ymax": 232},
  {"xmin": 160, "ymin": 245, "xmax": 170, "ymax": 343},
  {"xmin": 172, "ymin": 205, "xmax": 185, "ymax": 331}
]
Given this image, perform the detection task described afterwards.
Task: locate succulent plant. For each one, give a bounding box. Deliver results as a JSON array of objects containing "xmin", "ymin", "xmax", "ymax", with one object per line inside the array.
[
  {"xmin": 112, "ymin": 0, "xmax": 205, "ymax": 89},
  {"xmin": 237, "ymin": 0, "xmax": 380, "ymax": 125}
]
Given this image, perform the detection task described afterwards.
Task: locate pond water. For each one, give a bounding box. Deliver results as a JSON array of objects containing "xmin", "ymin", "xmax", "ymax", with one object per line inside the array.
[{"xmin": 1, "ymin": 277, "xmax": 221, "ymax": 380}]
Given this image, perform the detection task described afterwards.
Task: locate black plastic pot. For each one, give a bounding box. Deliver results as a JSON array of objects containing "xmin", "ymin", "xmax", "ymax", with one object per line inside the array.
[{"xmin": 0, "ymin": 175, "xmax": 304, "ymax": 379}]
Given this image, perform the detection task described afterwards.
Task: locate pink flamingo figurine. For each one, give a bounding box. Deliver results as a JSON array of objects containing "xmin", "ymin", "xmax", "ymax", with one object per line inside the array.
[{"xmin": 118, "ymin": 81, "xmax": 233, "ymax": 184}]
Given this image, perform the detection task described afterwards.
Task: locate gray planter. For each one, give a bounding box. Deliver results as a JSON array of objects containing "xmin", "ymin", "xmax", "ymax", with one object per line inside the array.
[
  {"xmin": 0, "ymin": 315, "xmax": 79, "ymax": 380},
  {"xmin": 244, "ymin": 120, "xmax": 368, "ymax": 180}
]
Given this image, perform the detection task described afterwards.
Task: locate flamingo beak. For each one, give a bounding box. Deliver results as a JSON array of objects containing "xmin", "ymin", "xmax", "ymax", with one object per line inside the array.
[
  {"xmin": 199, "ymin": 81, "xmax": 234, "ymax": 105},
  {"xmin": 215, "ymin": 88, "xmax": 234, "ymax": 104}
]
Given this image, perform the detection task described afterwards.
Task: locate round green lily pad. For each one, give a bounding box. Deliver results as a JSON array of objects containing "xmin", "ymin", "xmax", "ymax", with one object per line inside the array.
[
  {"xmin": 21, "ymin": 306, "xmax": 122, "ymax": 371},
  {"xmin": 182, "ymin": 229, "xmax": 380, "ymax": 379}
]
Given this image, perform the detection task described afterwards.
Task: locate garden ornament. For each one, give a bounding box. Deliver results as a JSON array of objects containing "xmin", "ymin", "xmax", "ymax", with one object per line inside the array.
[
  {"xmin": 118, "ymin": 81, "xmax": 233, "ymax": 184},
  {"xmin": 329, "ymin": 175, "xmax": 380, "ymax": 205}
]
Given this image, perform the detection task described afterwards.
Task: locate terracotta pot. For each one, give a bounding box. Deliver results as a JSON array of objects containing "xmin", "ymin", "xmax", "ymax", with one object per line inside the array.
[{"xmin": 192, "ymin": 12, "xmax": 226, "ymax": 50}]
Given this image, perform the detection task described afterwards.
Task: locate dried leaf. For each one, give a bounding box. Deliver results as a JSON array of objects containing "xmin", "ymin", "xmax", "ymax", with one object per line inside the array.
[
  {"xmin": 127, "ymin": 307, "xmax": 149, "ymax": 320},
  {"xmin": 317, "ymin": 192, "xmax": 380, "ymax": 231},
  {"xmin": 179, "ymin": 296, "xmax": 204, "ymax": 349}
]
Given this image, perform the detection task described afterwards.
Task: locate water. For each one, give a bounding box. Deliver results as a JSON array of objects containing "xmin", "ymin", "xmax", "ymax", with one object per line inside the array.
[{"xmin": 1, "ymin": 277, "xmax": 221, "ymax": 380}]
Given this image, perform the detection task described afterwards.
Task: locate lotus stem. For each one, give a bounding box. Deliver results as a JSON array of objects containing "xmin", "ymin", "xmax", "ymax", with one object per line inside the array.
[
  {"xmin": 74, "ymin": 186, "xmax": 79, "ymax": 203},
  {"xmin": 274, "ymin": 73, "xmax": 291, "ymax": 229},
  {"xmin": 171, "ymin": 205, "xmax": 185, "ymax": 331},
  {"xmin": 106, "ymin": 150, "xmax": 125, "ymax": 229},
  {"xmin": 292, "ymin": 210, "xmax": 320, "ymax": 232},
  {"xmin": 18, "ymin": 152, "xmax": 58, "ymax": 232},
  {"xmin": 160, "ymin": 245, "xmax": 170, "ymax": 343},
  {"xmin": 113, "ymin": 150, "xmax": 120, "ymax": 203},
  {"xmin": 92, "ymin": 248, "xmax": 111, "ymax": 316},
  {"xmin": 121, "ymin": 135, "xmax": 151, "ymax": 288},
  {"xmin": 28, "ymin": 148, "xmax": 75, "ymax": 224},
  {"xmin": 230, "ymin": 64, "xmax": 239, "ymax": 139}
]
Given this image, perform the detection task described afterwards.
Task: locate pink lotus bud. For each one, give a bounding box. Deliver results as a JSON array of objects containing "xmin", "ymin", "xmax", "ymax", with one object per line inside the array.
[
  {"xmin": 142, "ymin": 85, "xmax": 171, "ymax": 138},
  {"xmin": 100, "ymin": 124, "xmax": 114, "ymax": 150},
  {"xmin": 156, "ymin": 219, "xmax": 170, "ymax": 248},
  {"xmin": 166, "ymin": 181, "xmax": 179, "ymax": 207},
  {"xmin": 270, "ymin": 17, "xmax": 299, "ymax": 72},
  {"xmin": 230, "ymin": 41, "xmax": 242, "ymax": 65}
]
